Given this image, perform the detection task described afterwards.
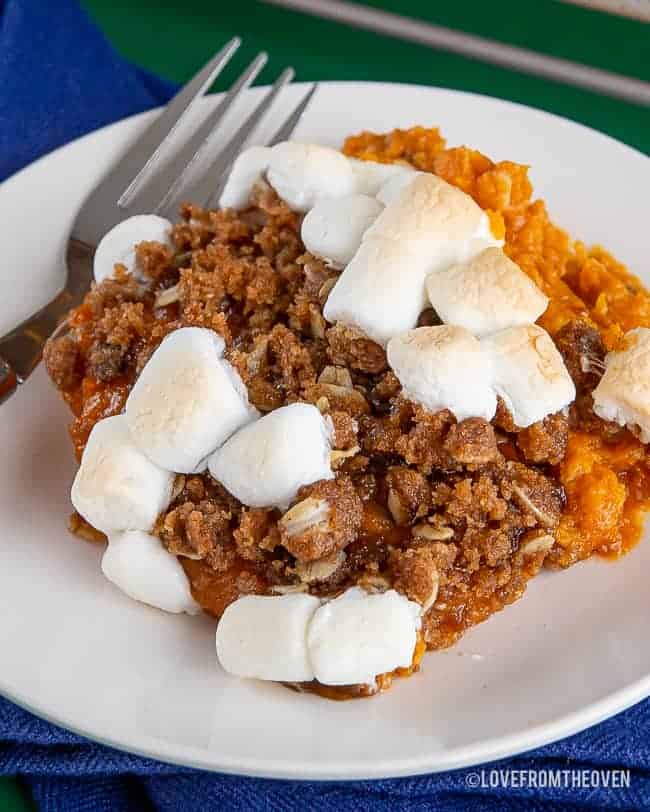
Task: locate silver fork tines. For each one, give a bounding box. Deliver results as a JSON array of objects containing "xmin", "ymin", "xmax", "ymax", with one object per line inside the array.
[
  {"xmin": 206, "ymin": 81, "xmax": 319, "ymax": 211},
  {"xmin": 0, "ymin": 39, "xmax": 318, "ymax": 403},
  {"xmin": 124, "ymin": 50, "xmax": 270, "ymax": 215},
  {"xmin": 117, "ymin": 36, "xmax": 242, "ymax": 210},
  {"xmin": 155, "ymin": 55, "xmax": 284, "ymax": 217},
  {"xmin": 165, "ymin": 66, "xmax": 296, "ymax": 216}
]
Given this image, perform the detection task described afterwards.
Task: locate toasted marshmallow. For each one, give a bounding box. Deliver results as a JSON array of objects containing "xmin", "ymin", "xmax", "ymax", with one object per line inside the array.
[
  {"xmin": 266, "ymin": 142, "xmax": 357, "ymax": 213},
  {"xmin": 324, "ymin": 174, "xmax": 501, "ymax": 346},
  {"xmin": 348, "ymin": 158, "xmax": 415, "ymax": 197},
  {"xmin": 387, "ymin": 326, "xmax": 497, "ymax": 421},
  {"xmin": 208, "ymin": 403, "xmax": 333, "ymax": 509},
  {"xmin": 216, "ymin": 593, "xmax": 321, "ymax": 682},
  {"xmin": 593, "ymin": 328, "xmax": 650, "ymax": 442},
  {"xmin": 427, "ymin": 247, "xmax": 549, "ymax": 337},
  {"xmin": 219, "ymin": 145, "xmax": 272, "ymax": 210},
  {"xmin": 93, "ymin": 215, "xmax": 173, "ymax": 284},
  {"xmin": 102, "ymin": 531, "xmax": 199, "ymax": 614},
  {"xmin": 375, "ymin": 170, "xmax": 424, "ymax": 206},
  {"xmin": 483, "ymin": 325, "xmax": 576, "ymax": 428},
  {"xmin": 323, "ymin": 238, "xmax": 427, "ymax": 346},
  {"xmin": 125, "ymin": 327, "xmax": 256, "ymax": 474},
  {"xmin": 71, "ymin": 415, "xmax": 173, "ymax": 535},
  {"xmin": 301, "ymin": 194, "xmax": 383, "ymax": 268},
  {"xmin": 307, "ymin": 588, "xmax": 421, "ymax": 686}
]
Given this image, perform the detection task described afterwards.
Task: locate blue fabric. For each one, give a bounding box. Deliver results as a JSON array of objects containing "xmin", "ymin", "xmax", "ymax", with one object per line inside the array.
[
  {"xmin": 1, "ymin": 0, "xmax": 649, "ymax": 809},
  {"xmin": 0, "ymin": 0, "xmax": 175, "ymax": 182}
]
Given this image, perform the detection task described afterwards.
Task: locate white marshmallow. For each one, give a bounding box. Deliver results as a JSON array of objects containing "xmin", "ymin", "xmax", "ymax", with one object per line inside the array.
[
  {"xmin": 483, "ymin": 325, "xmax": 576, "ymax": 428},
  {"xmin": 93, "ymin": 215, "xmax": 173, "ymax": 284},
  {"xmin": 301, "ymin": 194, "xmax": 383, "ymax": 269},
  {"xmin": 593, "ymin": 327, "xmax": 650, "ymax": 442},
  {"xmin": 307, "ymin": 588, "xmax": 421, "ymax": 686},
  {"xmin": 387, "ymin": 326, "xmax": 497, "ymax": 421},
  {"xmin": 427, "ymin": 247, "xmax": 549, "ymax": 337},
  {"xmin": 216, "ymin": 593, "xmax": 321, "ymax": 682},
  {"xmin": 208, "ymin": 403, "xmax": 333, "ymax": 509},
  {"xmin": 323, "ymin": 237, "xmax": 426, "ymax": 347},
  {"xmin": 266, "ymin": 142, "xmax": 357, "ymax": 213},
  {"xmin": 347, "ymin": 158, "xmax": 415, "ymax": 197},
  {"xmin": 219, "ymin": 145, "xmax": 272, "ymax": 210},
  {"xmin": 71, "ymin": 415, "xmax": 173, "ymax": 535},
  {"xmin": 324, "ymin": 174, "xmax": 502, "ymax": 346},
  {"xmin": 376, "ymin": 170, "xmax": 424, "ymax": 206},
  {"xmin": 102, "ymin": 531, "xmax": 199, "ymax": 614},
  {"xmin": 125, "ymin": 327, "xmax": 256, "ymax": 474}
]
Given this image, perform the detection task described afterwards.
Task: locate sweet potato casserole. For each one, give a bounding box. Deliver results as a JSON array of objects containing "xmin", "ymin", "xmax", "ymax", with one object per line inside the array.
[{"xmin": 44, "ymin": 126, "xmax": 650, "ymax": 697}]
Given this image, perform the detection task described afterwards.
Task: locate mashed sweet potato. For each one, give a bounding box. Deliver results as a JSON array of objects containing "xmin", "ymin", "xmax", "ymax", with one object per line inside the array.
[{"xmin": 344, "ymin": 127, "xmax": 650, "ymax": 566}]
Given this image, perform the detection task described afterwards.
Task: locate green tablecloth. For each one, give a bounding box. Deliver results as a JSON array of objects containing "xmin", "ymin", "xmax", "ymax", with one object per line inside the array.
[
  {"xmin": 87, "ymin": 0, "xmax": 649, "ymax": 152},
  {"xmin": 2, "ymin": 2, "xmax": 647, "ymax": 809}
]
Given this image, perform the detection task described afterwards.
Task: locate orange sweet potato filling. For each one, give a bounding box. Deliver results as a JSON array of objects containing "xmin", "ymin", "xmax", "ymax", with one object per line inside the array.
[{"xmin": 343, "ymin": 127, "xmax": 650, "ymax": 567}]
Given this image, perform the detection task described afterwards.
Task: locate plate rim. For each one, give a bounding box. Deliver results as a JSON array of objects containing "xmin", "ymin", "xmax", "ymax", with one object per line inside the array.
[{"xmin": 2, "ymin": 79, "xmax": 649, "ymax": 780}]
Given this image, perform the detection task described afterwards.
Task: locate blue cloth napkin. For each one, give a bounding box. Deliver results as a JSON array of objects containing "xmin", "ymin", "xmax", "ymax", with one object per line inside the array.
[{"xmin": 1, "ymin": 1, "xmax": 650, "ymax": 809}]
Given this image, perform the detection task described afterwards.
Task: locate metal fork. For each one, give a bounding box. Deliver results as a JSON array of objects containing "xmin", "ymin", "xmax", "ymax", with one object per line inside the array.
[{"xmin": 0, "ymin": 37, "xmax": 317, "ymax": 404}]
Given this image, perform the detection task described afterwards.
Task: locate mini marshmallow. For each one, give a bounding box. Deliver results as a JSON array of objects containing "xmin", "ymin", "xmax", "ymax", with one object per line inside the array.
[
  {"xmin": 93, "ymin": 215, "xmax": 173, "ymax": 284},
  {"xmin": 266, "ymin": 142, "xmax": 357, "ymax": 213},
  {"xmin": 219, "ymin": 145, "xmax": 272, "ymax": 210},
  {"xmin": 483, "ymin": 324, "xmax": 576, "ymax": 428},
  {"xmin": 216, "ymin": 593, "xmax": 321, "ymax": 682},
  {"xmin": 301, "ymin": 194, "xmax": 383, "ymax": 268},
  {"xmin": 307, "ymin": 588, "xmax": 421, "ymax": 686},
  {"xmin": 387, "ymin": 325, "xmax": 497, "ymax": 421},
  {"xmin": 375, "ymin": 170, "xmax": 424, "ymax": 206},
  {"xmin": 347, "ymin": 158, "xmax": 415, "ymax": 197},
  {"xmin": 593, "ymin": 327, "xmax": 650, "ymax": 442},
  {"xmin": 102, "ymin": 531, "xmax": 199, "ymax": 614},
  {"xmin": 71, "ymin": 415, "xmax": 173, "ymax": 535},
  {"xmin": 324, "ymin": 174, "xmax": 502, "ymax": 346},
  {"xmin": 427, "ymin": 247, "xmax": 549, "ymax": 337},
  {"xmin": 125, "ymin": 327, "xmax": 256, "ymax": 474},
  {"xmin": 208, "ymin": 403, "xmax": 333, "ymax": 509}
]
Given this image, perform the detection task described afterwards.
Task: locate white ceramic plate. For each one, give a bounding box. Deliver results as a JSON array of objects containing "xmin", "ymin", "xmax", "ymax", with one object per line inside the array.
[{"xmin": 1, "ymin": 82, "xmax": 649, "ymax": 780}]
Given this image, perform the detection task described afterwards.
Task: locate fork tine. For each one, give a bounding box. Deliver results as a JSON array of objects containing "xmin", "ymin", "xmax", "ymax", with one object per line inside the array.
[
  {"xmin": 116, "ymin": 37, "xmax": 241, "ymax": 209},
  {"xmin": 206, "ymin": 82, "xmax": 319, "ymax": 209},
  {"xmin": 267, "ymin": 83, "xmax": 318, "ymax": 146},
  {"xmin": 147, "ymin": 52, "xmax": 269, "ymax": 215},
  {"xmin": 159, "ymin": 67, "xmax": 295, "ymax": 216}
]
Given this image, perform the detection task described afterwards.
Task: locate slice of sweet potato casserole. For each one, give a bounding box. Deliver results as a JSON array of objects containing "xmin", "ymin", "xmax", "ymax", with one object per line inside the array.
[{"xmin": 44, "ymin": 126, "xmax": 650, "ymax": 698}]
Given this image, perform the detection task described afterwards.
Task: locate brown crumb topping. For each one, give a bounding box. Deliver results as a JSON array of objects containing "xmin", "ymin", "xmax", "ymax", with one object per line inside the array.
[{"xmin": 45, "ymin": 126, "xmax": 650, "ymax": 698}]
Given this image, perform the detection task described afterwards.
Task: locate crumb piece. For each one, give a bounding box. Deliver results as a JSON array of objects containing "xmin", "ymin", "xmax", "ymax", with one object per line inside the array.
[
  {"xmin": 395, "ymin": 406, "xmax": 456, "ymax": 474},
  {"xmin": 516, "ymin": 412, "xmax": 568, "ymax": 465},
  {"xmin": 443, "ymin": 418, "xmax": 500, "ymax": 467},
  {"xmin": 553, "ymin": 319, "xmax": 605, "ymax": 392},
  {"xmin": 326, "ymin": 323, "xmax": 387, "ymax": 374},
  {"xmin": 279, "ymin": 476, "xmax": 363, "ymax": 561},
  {"xmin": 234, "ymin": 508, "xmax": 281, "ymax": 562},
  {"xmin": 385, "ymin": 467, "xmax": 431, "ymax": 524},
  {"xmin": 392, "ymin": 545, "xmax": 439, "ymax": 611},
  {"xmin": 43, "ymin": 335, "xmax": 82, "ymax": 390},
  {"xmin": 329, "ymin": 411, "xmax": 358, "ymax": 448}
]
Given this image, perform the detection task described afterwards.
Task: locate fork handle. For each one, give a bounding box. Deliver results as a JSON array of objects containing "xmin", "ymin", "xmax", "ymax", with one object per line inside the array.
[
  {"xmin": 0, "ymin": 239, "xmax": 94, "ymax": 405},
  {"xmin": 0, "ymin": 290, "xmax": 78, "ymax": 405}
]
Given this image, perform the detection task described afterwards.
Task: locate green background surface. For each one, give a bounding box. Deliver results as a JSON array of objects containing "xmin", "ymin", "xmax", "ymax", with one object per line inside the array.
[{"xmin": 1, "ymin": 1, "xmax": 647, "ymax": 809}]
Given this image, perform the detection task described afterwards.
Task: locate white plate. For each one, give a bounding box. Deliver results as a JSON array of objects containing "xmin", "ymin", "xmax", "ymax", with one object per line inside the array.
[{"xmin": 1, "ymin": 82, "xmax": 649, "ymax": 780}]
